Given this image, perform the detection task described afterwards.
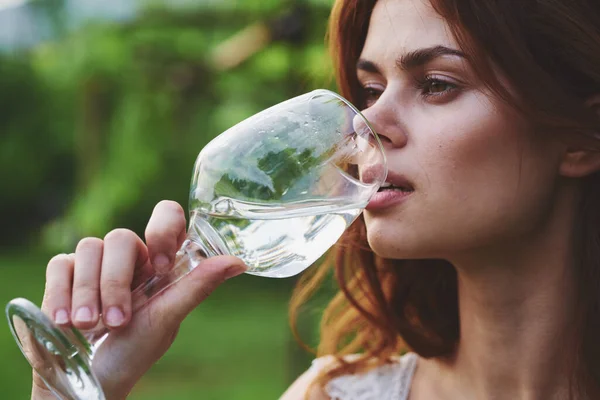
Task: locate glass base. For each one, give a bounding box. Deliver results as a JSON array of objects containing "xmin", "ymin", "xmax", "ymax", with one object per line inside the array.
[{"xmin": 6, "ymin": 298, "xmax": 105, "ymax": 400}]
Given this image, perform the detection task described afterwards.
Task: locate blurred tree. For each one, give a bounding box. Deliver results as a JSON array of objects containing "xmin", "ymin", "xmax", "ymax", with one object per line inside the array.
[
  {"xmin": 0, "ymin": 1, "xmax": 334, "ymax": 250},
  {"xmin": 0, "ymin": 52, "xmax": 76, "ymax": 247},
  {"xmin": 0, "ymin": 1, "xmax": 337, "ymax": 392}
]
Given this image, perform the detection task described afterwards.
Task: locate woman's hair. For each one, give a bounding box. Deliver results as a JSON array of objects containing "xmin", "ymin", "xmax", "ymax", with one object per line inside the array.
[{"xmin": 289, "ymin": 0, "xmax": 600, "ymax": 396}]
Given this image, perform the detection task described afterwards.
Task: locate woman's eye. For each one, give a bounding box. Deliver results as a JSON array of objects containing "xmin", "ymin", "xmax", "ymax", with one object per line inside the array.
[
  {"xmin": 362, "ymin": 86, "xmax": 382, "ymax": 107},
  {"xmin": 418, "ymin": 76, "xmax": 458, "ymax": 99},
  {"xmin": 428, "ymin": 81, "xmax": 451, "ymax": 93}
]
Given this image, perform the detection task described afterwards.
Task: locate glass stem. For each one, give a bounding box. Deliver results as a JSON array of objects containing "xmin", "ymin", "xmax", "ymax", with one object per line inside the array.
[{"xmin": 79, "ymin": 238, "xmax": 211, "ymax": 357}]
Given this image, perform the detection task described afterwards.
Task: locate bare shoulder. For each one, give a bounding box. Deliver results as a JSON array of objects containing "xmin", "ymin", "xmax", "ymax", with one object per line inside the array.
[{"xmin": 279, "ymin": 356, "xmax": 338, "ymax": 400}]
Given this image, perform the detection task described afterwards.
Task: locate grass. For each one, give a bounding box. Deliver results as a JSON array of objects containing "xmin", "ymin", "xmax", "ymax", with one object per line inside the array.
[{"xmin": 0, "ymin": 251, "xmax": 315, "ymax": 399}]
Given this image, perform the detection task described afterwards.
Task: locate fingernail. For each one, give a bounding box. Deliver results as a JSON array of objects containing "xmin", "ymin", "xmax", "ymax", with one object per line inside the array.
[
  {"xmin": 54, "ymin": 309, "xmax": 69, "ymax": 325},
  {"xmin": 225, "ymin": 263, "xmax": 248, "ymax": 280},
  {"xmin": 153, "ymin": 254, "xmax": 170, "ymax": 269},
  {"xmin": 74, "ymin": 307, "xmax": 93, "ymax": 323},
  {"xmin": 105, "ymin": 307, "xmax": 125, "ymax": 327}
]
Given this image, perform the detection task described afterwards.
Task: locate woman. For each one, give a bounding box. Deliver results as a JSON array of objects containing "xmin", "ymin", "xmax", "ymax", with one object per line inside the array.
[{"xmin": 32, "ymin": 0, "xmax": 600, "ymax": 399}]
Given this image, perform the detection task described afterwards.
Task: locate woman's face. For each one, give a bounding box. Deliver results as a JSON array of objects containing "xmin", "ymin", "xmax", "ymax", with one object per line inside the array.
[{"xmin": 361, "ymin": 0, "xmax": 564, "ymax": 259}]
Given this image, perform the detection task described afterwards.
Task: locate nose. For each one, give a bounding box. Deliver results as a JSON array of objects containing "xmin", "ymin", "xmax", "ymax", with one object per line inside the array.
[{"xmin": 360, "ymin": 96, "xmax": 408, "ymax": 149}]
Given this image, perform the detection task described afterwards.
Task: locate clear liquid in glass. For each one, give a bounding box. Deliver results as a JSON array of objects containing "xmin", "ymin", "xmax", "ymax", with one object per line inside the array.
[{"xmin": 189, "ymin": 198, "xmax": 364, "ymax": 278}]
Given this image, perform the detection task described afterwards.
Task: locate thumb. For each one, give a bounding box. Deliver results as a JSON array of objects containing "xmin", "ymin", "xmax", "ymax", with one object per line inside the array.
[{"xmin": 153, "ymin": 255, "xmax": 247, "ymax": 326}]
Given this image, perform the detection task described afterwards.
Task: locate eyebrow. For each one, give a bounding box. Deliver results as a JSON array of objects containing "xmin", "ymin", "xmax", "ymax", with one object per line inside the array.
[{"xmin": 356, "ymin": 45, "xmax": 467, "ymax": 73}]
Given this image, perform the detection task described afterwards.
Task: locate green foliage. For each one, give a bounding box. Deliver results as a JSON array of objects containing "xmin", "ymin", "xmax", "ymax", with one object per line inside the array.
[
  {"xmin": 257, "ymin": 148, "xmax": 320, "ymax": 198},
  {"xmin": 1, "ymin": 1, "xmax": 334, "ymax": 250},
  {"xmin": 213, "ymin": 147, "xmax": 320, "ymax": 202},
  {"xmin": 0, "ymin": 2, "xmax": 334, "ymax": 397}
]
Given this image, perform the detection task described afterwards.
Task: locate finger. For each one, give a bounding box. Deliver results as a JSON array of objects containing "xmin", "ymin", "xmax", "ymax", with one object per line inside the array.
[
  {"xmin": 145, "ymin": 200, "xmax": 187, "ymax": 274},
  {"xmin": 42, "ymin": 253, "xmax": 75, "ymax": 326},
  {"xmin": 71, "ymin": 238, "xmax": 104, "ymax": 329},
  {"xmin": 101, "ymin": 228, "xmax": 150, "ymax": 329},
  {"xmin": 154, "ymin": 255, "xmax": 247, "ymax": 327}
]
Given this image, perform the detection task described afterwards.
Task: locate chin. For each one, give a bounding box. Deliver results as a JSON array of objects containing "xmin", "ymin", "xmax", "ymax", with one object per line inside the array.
[
  {"xmin": 365, "ymin": 222, "xmax": 446, "ymax": 260},
  {"xmin": 367, "ymin": 229, "xmax": 416, "ymax": 259}
]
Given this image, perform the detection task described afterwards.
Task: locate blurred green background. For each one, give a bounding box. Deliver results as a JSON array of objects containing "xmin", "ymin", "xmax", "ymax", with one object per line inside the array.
[{"xmin": 0, "ymin": 0, "xmax": 337, "ymax": 398}]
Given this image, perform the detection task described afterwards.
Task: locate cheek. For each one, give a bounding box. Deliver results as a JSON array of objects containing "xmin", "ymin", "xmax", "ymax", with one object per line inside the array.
[
  {"xmin": 364, "ymin": 97, "xmax": 559, "ymax": 258},
  {"xmin": 418, "ymin": 107, "xmax": 530, "ymax": 215},
  {"xmin": 425, "ymin": 116, "xmax": 556, "ymax": 242},
  {"xmin": 422, "ymin": 90, "xmax": 551, "ymax": 199}
]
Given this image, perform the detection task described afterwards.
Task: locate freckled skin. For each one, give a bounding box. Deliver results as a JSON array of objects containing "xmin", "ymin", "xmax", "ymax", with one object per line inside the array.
[{"xmin": 360, "ymin": 0, "xmax": 564, "ymax": 260}]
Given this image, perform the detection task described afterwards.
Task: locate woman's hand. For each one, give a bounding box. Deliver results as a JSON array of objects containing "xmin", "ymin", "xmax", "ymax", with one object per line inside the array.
[{"xmin": 31, "ymin": 200, "xmax": 247, "ymax": 399}]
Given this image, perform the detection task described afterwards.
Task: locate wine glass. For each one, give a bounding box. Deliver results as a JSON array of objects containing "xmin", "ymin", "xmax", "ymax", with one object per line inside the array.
[{"xmin": 5, "ymin": 89, "xmax": 387, "ymax": 400}]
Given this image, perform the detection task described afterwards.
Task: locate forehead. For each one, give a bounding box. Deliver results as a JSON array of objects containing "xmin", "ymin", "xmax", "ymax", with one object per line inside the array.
[{"xmin": 361, "ymin": 0, "xmax": 458, "ymax": 62}]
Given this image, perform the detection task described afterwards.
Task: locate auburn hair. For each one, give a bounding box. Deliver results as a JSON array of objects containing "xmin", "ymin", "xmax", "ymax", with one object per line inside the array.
[{"xmin": 289, "ymin": 0, "xmax": 600, "ymax": 397}]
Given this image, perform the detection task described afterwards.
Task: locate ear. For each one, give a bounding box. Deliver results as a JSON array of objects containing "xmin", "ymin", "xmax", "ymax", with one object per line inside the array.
[{"xmin": 559, "ymin": 94, "xmax": 600, "ymax": 178}]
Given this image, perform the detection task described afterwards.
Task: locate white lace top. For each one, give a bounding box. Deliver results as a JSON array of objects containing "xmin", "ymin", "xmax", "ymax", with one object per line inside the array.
[{"xmin": 310, "ymin": 353, "xmax": 418, "ymax": 400}]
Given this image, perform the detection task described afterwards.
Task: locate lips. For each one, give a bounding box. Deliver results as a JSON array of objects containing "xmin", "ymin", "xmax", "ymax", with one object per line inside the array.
[
  {"xmin": 378, "ymin": 171, "xmax": 414, "ymax": 191},
  {"xmin": 360, "ymin": 164, "xmax": 388, "ymax": 186},
  {"xmin": 377, "ymin": 171, "xmax": 414, "ymax": 192},
  {"xmin": 366, "ymin": 170, "xmax": 415, "ymax": 210}
]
